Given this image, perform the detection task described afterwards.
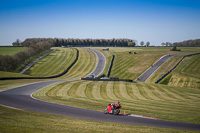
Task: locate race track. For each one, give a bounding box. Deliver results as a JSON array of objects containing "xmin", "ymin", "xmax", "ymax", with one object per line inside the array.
[
  {"xmin": 0, "ymin": 49, "xmax": 200, "ymax": 131},
  {"xmin": 85, "ymin": 48, "xmax": 106, "ymax": 77},
  {"xmin": 135, "ymin": 53, "xmax": 190, "ymax": 82}
]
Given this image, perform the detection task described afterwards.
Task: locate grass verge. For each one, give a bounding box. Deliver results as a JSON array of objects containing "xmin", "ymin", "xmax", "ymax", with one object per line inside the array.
[{"xmin": 0, "ymin": 105, "xmax": 197, "ymax": 133}]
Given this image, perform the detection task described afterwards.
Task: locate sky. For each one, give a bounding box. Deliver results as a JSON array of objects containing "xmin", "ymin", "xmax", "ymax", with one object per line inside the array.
[{"xmin": 0, "ymin": 0, "xmax": 200, "ymax": 46}]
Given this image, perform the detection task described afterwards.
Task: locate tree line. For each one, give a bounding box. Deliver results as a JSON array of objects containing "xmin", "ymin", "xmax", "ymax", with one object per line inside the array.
[
  {"xmin": 173, "ymin": 39, "xmax": 200, "ymax": 47},
  {"xmin": 17, "ymin": 38, "xmax": 135, "ymax": 47},
  {"xmin": 0, "ymin": 40, "xmax": 52, "ymax": 72},
  {"xmin": 53, "ymin": 38, "xmax": 135, "ymax": 47}
]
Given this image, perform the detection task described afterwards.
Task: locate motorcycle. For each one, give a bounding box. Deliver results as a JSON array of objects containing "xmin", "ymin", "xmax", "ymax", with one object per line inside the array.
[{"xmin": 104, "ymin": 103, "xmax": 121, "ymax": 115}]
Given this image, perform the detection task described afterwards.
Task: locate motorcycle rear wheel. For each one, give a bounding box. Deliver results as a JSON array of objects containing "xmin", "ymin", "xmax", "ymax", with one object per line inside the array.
[{"xmin": 104, "ymin": 108, "xmax": 108, "ymax": 114}]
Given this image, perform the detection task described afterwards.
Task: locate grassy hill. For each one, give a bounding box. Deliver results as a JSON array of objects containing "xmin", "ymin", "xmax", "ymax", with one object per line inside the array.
[
  {"xmin": 60, "ymin": 48, "xmax": 97, "ymax": 79},
  {"xmin": 25, "ymin": 47, "xmax": 77, "ymax": 77},
  {"xmin": 23, "ymin": 47, "xmax": 96, "ymax": 79},
  {"xmin": 1, "ymin": 47, "xmax": 200, "ymax": 132},
  {"xmin": 146, "ymin": 55, "xmax": 185, "ymax": 83},
  {"xmin": 33, "ymin": 80, "xmax": 200, "ymax": 124},
  {"xmin": 94, "ymin": 47, "xmax": 200, "ymax": 80},
  {"xmin": 0, "ymin": 46, "xmax": 26, "ymax": 55},
  {"xmin": 159, "ymin": 54, "xmax": 200, "ymax": 89}
]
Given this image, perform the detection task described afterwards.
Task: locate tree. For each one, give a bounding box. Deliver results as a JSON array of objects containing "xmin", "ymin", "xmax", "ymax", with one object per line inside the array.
[
  {"xmin": 12, "ymin": 39, "xmax": 21, "ymax": 46},
  {"xmin": 161, "ymin": 42, "xmax": 165, "ymax": 46},
  {"xmin": 146, "ymin": 41, "xmax": 150, "ymax": 47},
  {"xmin": 167, "ymin": 42, "xmax": 173, "ymax": 46},
  {"xmin": 140, "ymin": 41, "xmax": 144, "ymax": 46}
]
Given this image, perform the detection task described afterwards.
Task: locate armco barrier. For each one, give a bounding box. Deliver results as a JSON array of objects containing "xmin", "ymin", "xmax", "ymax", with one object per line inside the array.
[
  {"xmin": 0, "ymin": 48, "xmax": 79, "ymax": 80},
  {"xmin": 81, "ymin": 77, "xmax": 132, "ymax": 82},
  {"xmin": 107, "ymin": 54, "xmax": 115, "ymax": 77},
  {"xmin": 155, "ymin": 53, "xmax": 200, "ymax": 84}
]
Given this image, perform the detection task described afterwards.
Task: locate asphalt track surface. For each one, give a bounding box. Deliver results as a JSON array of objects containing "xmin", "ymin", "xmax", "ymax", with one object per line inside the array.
[
  {"xmin": 1, "ymin": 49, "xmax": 200, "ymax": 131},
  {"xmin": 85, "ymin": 48, "xmax": 106, "ymax": 77},
  {"xmin": 135, "ymin": 53, "xmax": 190, "ymax": 82}
]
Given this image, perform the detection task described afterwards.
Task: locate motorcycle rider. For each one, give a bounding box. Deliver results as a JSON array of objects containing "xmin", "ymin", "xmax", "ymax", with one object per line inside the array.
[{"xmin": 111, "ymin": 101, "xmax": 120, "ymax": 112}]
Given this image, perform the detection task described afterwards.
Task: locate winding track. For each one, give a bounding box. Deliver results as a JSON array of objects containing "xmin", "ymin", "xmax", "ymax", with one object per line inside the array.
[
  {"xmin": 135, "ymin": 53, "xmax": 190, "ymax": 82},
  {"xmin": 85, "ymin": 48, "xmax": 106, "ymax": 77},
  {"xmin": 0, "ymin": 49, "xmax": 200, "ymax": 131}
]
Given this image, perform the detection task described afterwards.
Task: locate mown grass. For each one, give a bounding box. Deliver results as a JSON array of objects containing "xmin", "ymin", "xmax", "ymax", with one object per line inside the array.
[
  {"xmin": 25, "ymin": 47, "xmax": 77, "ymax": 77},
  {"xmin": 146, "ymin": 55, "xmax": 184, "ymax": 84},
  {"xmin": 179, "ymin": 55, "xmax": 200, "ymax": 78},
  {"xmin": 0, "ymin": 71, "xmax": 30, "ymax": 78},
  {"xmin": 1, "ymin": 47, "xmax": 200, "ymax": 132},
  {"xmin": 0, "ymin": 79, "xmax": 49, "ymax": 91},
  {"xmin": 0, "ymin": 48, "xmax": 97, "ymax": 91},
  {"xmin": 33, "ymin": 80, "xmax": 200, "ymax": 124},
  {"xmin": 151, "ymin": 54, "xmax": 200, "ymax": 89},
  {"xmin": 93, "ymin": 47, "xmax": 200, "ymax": 80},
  {"xmin": 166, "ymin": 54, "xmax": 200, "ymax": 89},
  {"xmin": 60, "ymin": 48, "xmax": 97, "ymax": 79},
  {"xmin": 0, "ymin": 46, "xmax": 26, "ymax": 55},
  {"xmin": 1, "ymin": 106, "xmax": 195, "ymax": 133}
]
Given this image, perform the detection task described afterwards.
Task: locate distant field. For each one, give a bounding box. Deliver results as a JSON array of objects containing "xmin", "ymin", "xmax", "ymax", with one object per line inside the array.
[
  {"xmin": 33, "ymin": 80, "xmax": 200, "ymax": 124},
  {"xmin": 0, "ymin": 46, "xmax": 26, "ymax": 55}
]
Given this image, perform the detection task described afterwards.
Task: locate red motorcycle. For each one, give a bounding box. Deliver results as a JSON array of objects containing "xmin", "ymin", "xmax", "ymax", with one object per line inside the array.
[{"xmin": 104, "ymin": 102, "xmax": 121, "ymax": 115}]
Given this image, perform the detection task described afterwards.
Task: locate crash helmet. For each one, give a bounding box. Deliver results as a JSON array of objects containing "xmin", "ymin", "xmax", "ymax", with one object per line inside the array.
[{"xmin": 117, "ymin": 101, "xmax": 120, "ymax": 104}]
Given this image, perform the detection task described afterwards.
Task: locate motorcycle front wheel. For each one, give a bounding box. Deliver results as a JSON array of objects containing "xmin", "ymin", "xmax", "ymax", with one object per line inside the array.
[{"xmin": 113, "ymin": 109, "xmax": 120, "ymax": 115}]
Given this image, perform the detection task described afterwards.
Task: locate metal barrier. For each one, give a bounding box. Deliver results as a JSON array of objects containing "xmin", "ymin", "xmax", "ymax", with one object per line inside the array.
[
  {"xmin": 107, "ymin": 54, "xmax": 115, "ymax": 77},
  {"xmin": 155, "ymin": 53, "xmax": 200, "ymax": 84},
  {"xmin": 0, "ymin": 48, "xmax": 79, "ymax": 80},
  {"xmin": 81, "ymin": 77, "xmax": 132, "ymax": 82}
]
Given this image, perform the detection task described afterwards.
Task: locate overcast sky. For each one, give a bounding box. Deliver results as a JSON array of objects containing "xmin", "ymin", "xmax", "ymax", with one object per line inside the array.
[{"xmin": 0, "ymin": 0, "xmax": 200, "ymax": 46}]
